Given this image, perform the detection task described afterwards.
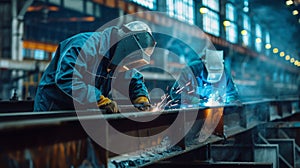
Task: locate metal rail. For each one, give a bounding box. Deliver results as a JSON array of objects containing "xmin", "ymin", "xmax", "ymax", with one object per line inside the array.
[{"xmin": 0, "ymin": 98, "xmax": 299, "ymax": 167}]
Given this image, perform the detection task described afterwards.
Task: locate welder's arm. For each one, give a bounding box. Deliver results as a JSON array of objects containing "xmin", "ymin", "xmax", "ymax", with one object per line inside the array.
[
  {"xmin": 170, "ymin": 67, "xmax": 199, "ymax": 106},
  {"xmin": 55, "ymin": 47, "xmax": 103, "ymax": 107},
  {"xmin": 129, "ymin": 70, "xmax": 152, "ymax": 111},
  {"xmin": 225, "ymin": 75, "xmax": 240, "ymax": 104}
]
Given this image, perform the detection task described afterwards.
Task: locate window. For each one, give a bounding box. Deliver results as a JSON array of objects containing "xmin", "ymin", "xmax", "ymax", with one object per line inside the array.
[
  {"xmin": 242, "ymin": 14, "xmax": 251, "ymax": 46},
  {"xmin": 203, "ymin": 10, "xmax": 220, "ymax": 36},
  {"xmin": 255, "ymin": 24, "xmax": 262, "ymax": 52},
  {"xmin": 243, "ymin": 0, "xmax": 249, "ymax": 13},
  {"xmin": 265, "ymin": 31, "xmax": 270, "ymax": 44},
  {"xmin": 226, "ymin": 3, "xmax": 235, "ymax": 22},
  {"xmin": 265, "ymin": 32, "xmax": 271, "ymax": 55},
  {"xmin": 225, "ymin": 3, "xmax": 237, "ymax": 43},
  {"xmin": 202, "ymin": 0, "xmax": 220, "ymax": 36},
  {"xmin": 166, "ymin": 0, "xmax": 194, "ymax": 24},
  {"xmin": 34, "ymin": 49, "xmax": 46, "ymax": 60},
  {"xmin": 202, "ymin": 0, "xmax": 219, "ymax": 12},
  {"xmin": 225, "ymin": 24, "xmax": 237, "ymax": 43},
  {"xmin": 130, "ymin": 0, "xmax": 157, "ymax": 10}
]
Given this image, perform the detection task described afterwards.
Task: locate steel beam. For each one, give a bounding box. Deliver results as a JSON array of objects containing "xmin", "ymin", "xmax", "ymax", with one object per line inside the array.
[
  {"xmin": 0, "ymin": 99, "xmax": 299, "ymax": 167},
  {"xmin": 145, "ymin": 161, "xmax": 273, "ymax": 168}
]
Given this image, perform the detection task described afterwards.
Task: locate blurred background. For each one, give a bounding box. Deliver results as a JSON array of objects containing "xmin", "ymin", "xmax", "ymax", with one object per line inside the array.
[{"xmin": 0, "ymin": 0, "xmax": 299, "ymax": 101}]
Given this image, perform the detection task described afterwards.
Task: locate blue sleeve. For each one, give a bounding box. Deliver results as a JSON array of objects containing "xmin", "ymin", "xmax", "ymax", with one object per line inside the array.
[
  {"xmin": 225, "ymin": 67, "xmax": 239, "ymax": 103},
  {"xmin": 111, "ymin": 69, "xmax": 149, "ymax": 102},
  {"xmin": 55, "ymin": 46, "xmax": 102, "ymax": 106},
  {"xmin": 128, "ymin": 69, "xmax": 149, "ymax": 101}
]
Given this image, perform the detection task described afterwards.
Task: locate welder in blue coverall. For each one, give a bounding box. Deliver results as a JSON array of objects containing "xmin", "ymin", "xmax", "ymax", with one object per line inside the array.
[
  {"xmin": 170, "ymin": 49, "xmax": 239, "ymax": 107},
  {"xmin": 34, "ymin": 21, "xmax": 157, "ymax": 113}
]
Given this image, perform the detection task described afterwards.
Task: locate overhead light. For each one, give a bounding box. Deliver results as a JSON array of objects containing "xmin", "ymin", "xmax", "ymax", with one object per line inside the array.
[
  {"xmin": 273, "ymin": 48, "xmax": 279, "ymax": 54},
  {"xmin": 223, "ymin": 20, "xmax": 231, "ymax": 27},
  {"xmin": 293, "ymin": 10, "xmax": 299, "ymax": 15},
  {"xmin": 285, "ymin": 55, "xmax": 290, "ymax": 60},
  {"xmin": 241, "ymin": 30, "xmax": 247, "ymax": 35},
  {"xmin": 27, "ymin": 5, "xmax": 59, "ymax": 12},
  {"xmin": 290, "ymin": 58, "xmax": 295, "ymax": 63},
  {"xmin": 286, "ymin": 0, "xmax": 293, "ymax": 6},
  {"xmin": 255, "ymin": 38, "xmax": 262, "ymax": 43},
  {"xmin": 265, "ymin": 44, "xmax": 271, "ymax": 49},
  {"xmin": 295, "ymin": 60, "xmax": 298, "ymax": 66},
  {"xmin": 199, "ymin": 7, "xmax": 208, "ymax": 14},
  {"xmin": 48, "ymin": 6, "xmax": 59, "ymax": 11},
  {"xmin": 69, "ymin": 16, "xmax": 95, "ymax": 22},
  {"xmin": 280, "ymin": 52, "xmax": 285, "ymax": 57}
]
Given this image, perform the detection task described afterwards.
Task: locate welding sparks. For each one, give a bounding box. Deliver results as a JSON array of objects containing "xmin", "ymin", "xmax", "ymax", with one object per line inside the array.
[
  {"xmin": 175, "ymin": 86, "xmax": 185, "ymax": 94},
  {"xmin": 151, "ymin": 93, "xmax": 170, "ymax": 112},
  {"xmin": 151, "ymin": 85, "xmax": 181, "ymax": 112},
  {"xmin": 150, "ymin": 80, "xmax": 229, "ymax": 111},
  {"xmin": 202, "ymin": 91, "xmax": 226, "ymax": 107},
  {"xmin": 170, "ymin": 103, "xmax": 178, "ymax": 107},
  {"xmin": 187, "ymin": 89, "xmax": 195, "ymax": 94},
  {"xmin": 152, "ymin": 81, "xmax": 193, "ymax": 111}
]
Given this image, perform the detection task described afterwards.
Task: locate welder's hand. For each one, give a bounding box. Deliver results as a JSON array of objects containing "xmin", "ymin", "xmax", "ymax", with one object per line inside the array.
[
  {"xmin": 133, "ymin": 96, "xmax": 153, "ymax": 111},
  {"xmin": 134, "ymin": 101, "xmax": 152, "ymax": 111},
  {"xmin": 97, "ymin": 95, "xmax": 120, "ymax": 113}
]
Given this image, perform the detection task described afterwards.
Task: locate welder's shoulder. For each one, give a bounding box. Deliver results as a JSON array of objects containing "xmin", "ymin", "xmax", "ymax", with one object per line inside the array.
[{"xmin": 59, "ymin": 32, "xmax": 98, "ymax": 47}]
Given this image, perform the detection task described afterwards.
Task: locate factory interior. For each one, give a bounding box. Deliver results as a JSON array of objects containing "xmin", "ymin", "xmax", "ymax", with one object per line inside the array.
[{"xmin": 0, "ymin": 0, "xmax": 300, "ymax": 167}]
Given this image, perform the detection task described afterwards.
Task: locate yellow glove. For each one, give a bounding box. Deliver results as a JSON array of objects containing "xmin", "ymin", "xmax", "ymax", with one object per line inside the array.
[
  {"xmin": 132, "ymin": 96, "xmax": 152, "ymax": 111},
  {"xmin": 97, "ymin": 95, "xmax": 120, "ymax": 113}
]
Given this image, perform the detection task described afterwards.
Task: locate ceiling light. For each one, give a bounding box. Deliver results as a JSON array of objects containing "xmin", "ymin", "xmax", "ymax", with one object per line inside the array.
[
  {"xmin": 280, "ymin": 52, "xmax": 285, "ymax": 57},
  {"xmin": 223, "ymin": 20, "xmax": 231, "ymax": 27},
  {"xmin": 241, "ymin": 30, "xmax": 247, "ymax": 35},
  {"xmin": 286, "ymin": 0, "xmax": 293, "ymax": 6},
  {"xmin": 199, "ymin": 7, "xmax": 208, "ymax": 14},
  {"xmin": 285, "ymin": 55, "xmax": 290, "ymax": 60},
  {"xmin": 273, "ymin": 48, "xmax": 279, "ymax": 54},
  {"xmin": 293, "ymin": 10, "xmax": 299, "ymax": 15},
  {"xmin": 256, "ymin": 38, "xmax": 262, "ymax": 43},
  {"xmin": 265, "ymin": 44, "xmax": 271, "ymax": 49},
  {"xmin": 290, "ymin": 58, "xmax": 295, "ymax": 63}
]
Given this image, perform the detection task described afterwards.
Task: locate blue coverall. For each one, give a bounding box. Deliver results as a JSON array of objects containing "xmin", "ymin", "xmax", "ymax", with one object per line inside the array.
[
  {"xmin": 34, "ymin": 27, "xmax": 149, "ymax": 111},
  {"xmin": 170, "ymin": 59, "xmax": 239, "ymax": 107}
]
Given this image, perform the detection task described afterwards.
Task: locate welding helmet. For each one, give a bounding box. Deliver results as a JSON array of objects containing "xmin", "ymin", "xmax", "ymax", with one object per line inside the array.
[
  {"xmin": 202, "ymin": 49, "xmax": 224, "ymax": 83},
  {"xmin": 110, "ymin": 21, "xmax": 157, "ymax": 72}
]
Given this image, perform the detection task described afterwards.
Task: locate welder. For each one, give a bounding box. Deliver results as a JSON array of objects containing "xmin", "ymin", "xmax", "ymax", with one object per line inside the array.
[
  {"xmin": 170, "ymin": 49, "xmax": 239, "ymax": 107},
  {"xmin": 34, "ymin": 21, "xmax": 157, "ymax": 113}
]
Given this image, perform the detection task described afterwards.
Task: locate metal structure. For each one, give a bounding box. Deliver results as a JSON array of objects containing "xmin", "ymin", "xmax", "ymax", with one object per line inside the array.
[
  {"xmin": 0, "ymin": 0, "xmax": 299, "ymax": 100},
  {"xmin": 0, "ymin": 98, "xmax": 299, "ymax": 167},
  {"xmin": 0, "ymin": 1, "xmax": 299, "ymax": 167}
]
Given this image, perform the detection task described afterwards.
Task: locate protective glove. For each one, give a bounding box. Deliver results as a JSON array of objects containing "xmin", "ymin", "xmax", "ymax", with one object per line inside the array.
[
  {"xmin": 132, "ymin": 96, "xmax": 152, "ymax": 111},
  {"xmin": 97, "ymin": 95, "xmax": 120, "ymax": 113}
]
